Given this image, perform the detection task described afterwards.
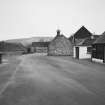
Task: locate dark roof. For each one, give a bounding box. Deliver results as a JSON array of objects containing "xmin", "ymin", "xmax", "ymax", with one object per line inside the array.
[
  {"xmin": 69, "ymin": 34, "xmax": 100, "ymax": 46},
  {"xmin": 32, "ymin": 42, "xmax": 50, "ymax": 47},
  {"xmin": 51, "ymin": 34, "xmax": 72, "ymax": 44},
  {"xmin": 0, "ymin": 41, "xmax": 26, "ymax": 52},
  {"xmin": 93, "ymin": 33, "xmax": 105, "ymax": 44},
  {"xmin": 77, "ymin": 38, "xmax": 96, "ymax": 46},
  {"xmin": 50, "ymin": 34, "xmax": 73, "ymax": 48},
  {"xmin": 68, "ymin": 35, "xmax": 73, "ymax": 42},
  {"xmin": 76, "ymin": 35, "xmax": 100, "ymax": 46},
  {"xmin": 54, "ymin": 34, "xmax": 66, "ymax": 40},
  {"xmin": 74, "ymin": 26, "xmax": 92, "ymax": 39},
  {"xmin": 93, "ymin": 35, "xmax": 100, "ymax": 38}
]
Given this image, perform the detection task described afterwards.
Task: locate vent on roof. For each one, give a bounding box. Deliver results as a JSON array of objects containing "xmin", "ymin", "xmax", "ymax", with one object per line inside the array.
[{"xmin": 91, "ymin": 35, "xmax": 94, "ymax": 39}]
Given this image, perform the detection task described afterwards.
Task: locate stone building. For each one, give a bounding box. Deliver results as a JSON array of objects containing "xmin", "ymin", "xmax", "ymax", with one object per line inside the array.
[
  {"xmin": 48, "ymin": 30, "xmax": 73, "ymax": 56},
  {"xmin": 32, "ymin": 42, "xmax": 50, "ymax": 53}
]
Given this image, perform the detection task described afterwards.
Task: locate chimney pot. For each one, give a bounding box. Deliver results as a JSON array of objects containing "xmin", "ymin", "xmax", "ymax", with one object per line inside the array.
[{"xmin": 57, "ymin": 29, "xmax": 61, "ymax": 36}]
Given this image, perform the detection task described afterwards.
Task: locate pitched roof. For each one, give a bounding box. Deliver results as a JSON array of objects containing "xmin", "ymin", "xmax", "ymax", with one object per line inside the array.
[
  {"xmin": 74, "ymin": 26, "xmax": 92, "ymax": 39},
  {"xmin": 93, "ymin": 34, "xmax": 105, "ymax": 44},
  {"xmin": 51, "ymin": 34, "xmax": 72, "ymax": 45},
  {"xmin": 77, "ymin": 37, "xmax": 97, "ymax": 46},
  {"xmin": 76, "ymin": 35, "xmax": 100, "ymax": 46},
  {"xmin": 50, "ymin": 33, "xmax": 71, "ymax": 44},
  {"xmin": 32, "ymin": 42, "xmax": 50, "ymax": 47}
]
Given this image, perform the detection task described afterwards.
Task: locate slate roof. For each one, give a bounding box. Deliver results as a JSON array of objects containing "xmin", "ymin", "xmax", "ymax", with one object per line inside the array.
[
  {"xmin": 77, "ymin": 38, "xmax": 96, "ymax": 46},
  {"xmin": 74, "ymin": 26, "xmax": 92, "ymax": 39},
  {"xmin": 51, "ymin": 34, "xmax": 72, "ymax": 46},
  {"xmin": 93, "ymin": 33, "xmax": 105, "ymax": 44},
  {"xmin": 53, "ymin": 34, "xmax": 67, "ymax": 41},
  {"xmin": 77, "ymin": 35, "xmax": 100, "ymax": 46},
  {"xmin": 32, "ymin": 42, "xmax": 50, "ymax": 47}
]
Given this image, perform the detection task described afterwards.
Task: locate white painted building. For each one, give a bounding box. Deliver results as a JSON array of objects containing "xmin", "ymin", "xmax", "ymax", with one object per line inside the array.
[
  {"xmin": 73, "ymin": 38, "xmax": 96, "ymax": 59},
  {"xmin": 73, "ymin": 46, "xmax": 91, "ymax": 59}
]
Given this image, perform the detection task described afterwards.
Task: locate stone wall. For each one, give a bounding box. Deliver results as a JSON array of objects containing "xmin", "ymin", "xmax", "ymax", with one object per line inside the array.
[{"xmin": 48, "ymin": 35, "xmax": 73, "ymax": 56}]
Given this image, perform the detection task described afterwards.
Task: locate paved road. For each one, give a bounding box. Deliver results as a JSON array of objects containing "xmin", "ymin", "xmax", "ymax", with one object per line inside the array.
[{"xmin": 0, "ymin": 54, "xmax": 105, "ymax": 105}]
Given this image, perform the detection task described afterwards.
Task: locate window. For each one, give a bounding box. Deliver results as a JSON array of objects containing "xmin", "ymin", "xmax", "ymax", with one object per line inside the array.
[{"xmin": 87, "ymin": 47, "xmax": 92, "ymax": 54}]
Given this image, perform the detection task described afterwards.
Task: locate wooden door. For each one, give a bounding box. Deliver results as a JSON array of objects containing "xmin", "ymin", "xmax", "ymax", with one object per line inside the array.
[
  {"xmin": 0, "ymin": 54, "xmax": 2, "ymax": 64},
  {"xmin": 103, "ymin": 45, "xmax": 105, "ymax": 63},
  {"xmin": 76, "ymin": 47, "xmax": 79, "ymax": 59}
]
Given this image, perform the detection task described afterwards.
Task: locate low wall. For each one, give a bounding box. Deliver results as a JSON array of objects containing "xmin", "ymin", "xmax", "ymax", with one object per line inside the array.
[
  {"xmin": 92, "ymin": 58, "xmax": 103, "ymax": 63},
  {"xmin": 3, "ymin": 51, "xmax": 24, "ymax": 56}
]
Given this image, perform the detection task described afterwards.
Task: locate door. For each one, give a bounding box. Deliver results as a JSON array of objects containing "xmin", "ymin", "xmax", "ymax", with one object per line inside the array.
[
  {"xmin": 0, "ymin": 54, "xmax": 2, "ymax": 64},
  {"xmin": 76, "ymin": 47, "xmax": 79, "ymax": 59},
  {"xmin": 103, "ymin": 45, "xmax": 105, "ymax": 63}
]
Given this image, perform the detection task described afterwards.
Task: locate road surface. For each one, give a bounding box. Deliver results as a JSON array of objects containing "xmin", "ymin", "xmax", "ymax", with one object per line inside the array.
[{"xmin": 0, "ymin": 54, "xmax": 105, "ymax": 105}]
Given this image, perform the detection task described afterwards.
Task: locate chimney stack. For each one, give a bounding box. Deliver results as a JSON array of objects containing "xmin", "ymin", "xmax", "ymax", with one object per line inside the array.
[{"xmin": 57, "ymin": 29, "xmax": 61, "ymax": 36}]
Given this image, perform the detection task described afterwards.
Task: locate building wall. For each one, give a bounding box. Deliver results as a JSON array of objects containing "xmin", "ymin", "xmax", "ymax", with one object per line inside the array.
[
  {"xmin": 30, "ymin": 47, "xmax": 35, "ymax": 53},
  {"xmin": 92, "ymin": 44, "xmax": 105, "ymax": 63},
  {"xmin": 30, "ymin": 46, "xmax": 48, "ymax": 53},
  {"xmin": 3, "ymin": 51, "xmax": 25, "ymax": 55},
  {"xmin": 48, "ymin": 36, "xmax": 73, "ymax": 56},
  {"xmin": 103, "ymin": 46, "xmax": 105, "ymax": 63},
  {"xmin": 73, "ymin": 46, "xmax": 91, "ymax": 59},
  {"xmin": 79, "ymin": 47, "xmax": 91, "ymax": 59},
  {"xmin": 92, "ymin": 58, "xmax": 103, "ymax": 63},
  {"xmin": 35, "ymin": 47, "xmax": 48, "ymax": 53},
  {"xmin": 73, "ymin": 47, "xmax": 76, "ymax": 58},
  {"xmin": 92, "ymin": 45, "xmax": 105, "ymax": 63}
]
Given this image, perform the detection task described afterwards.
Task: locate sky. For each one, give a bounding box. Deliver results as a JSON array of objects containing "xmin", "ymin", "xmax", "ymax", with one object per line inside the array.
[{"xmin": 0, "ymin": 0, "xmax": 105, "ymax": 40}]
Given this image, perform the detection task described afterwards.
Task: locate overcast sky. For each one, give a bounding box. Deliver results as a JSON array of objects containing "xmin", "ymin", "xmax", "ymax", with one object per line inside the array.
[{"xmin": 0, "ymin": 0, "xmax": 105, "ymax": 40}]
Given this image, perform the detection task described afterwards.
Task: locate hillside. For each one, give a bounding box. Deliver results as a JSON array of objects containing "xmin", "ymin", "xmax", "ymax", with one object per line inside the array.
[
  {"xmin": 0, "ymin": 41, "xmax": 26, "ymax": 53},
  {"xmin": 6, "ymin": 37, "xmax": 53, "ymax": 47}
]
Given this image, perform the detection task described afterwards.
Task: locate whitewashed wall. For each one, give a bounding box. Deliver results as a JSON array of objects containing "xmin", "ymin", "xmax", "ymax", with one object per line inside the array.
[
  {"xmin": 92, "ymin": 58, "xmax": 103, "ymax": 63},
  {"xmin": 79, "ymin": 47, "xmax": 91, "ymax": 59},
  {"xmin": 73, "ymin": 46, "xmax": 91, "ymax": 59},
  {"xmin": 73, "ymin": 47, "xmax": 76, "ymax": 58}
]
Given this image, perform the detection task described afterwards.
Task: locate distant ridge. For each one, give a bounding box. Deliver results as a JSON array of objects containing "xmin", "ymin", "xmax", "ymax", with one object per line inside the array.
[
  {"xmin": 0, "ymin": 41, "xmax": 26, "ymax": 52},
  {"xmin": 6, "ymin": 37, "xmax": 53, "ymax": 47}
]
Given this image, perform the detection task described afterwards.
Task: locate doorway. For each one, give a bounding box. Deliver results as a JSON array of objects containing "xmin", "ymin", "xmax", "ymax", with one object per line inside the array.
[{"xmin": 76, "ymin": 47, "xmax": 79, "ymax": 59}]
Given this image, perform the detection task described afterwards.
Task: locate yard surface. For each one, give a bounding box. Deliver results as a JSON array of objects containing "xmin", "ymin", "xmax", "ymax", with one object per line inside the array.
[{"xmin": 0, "ymin": 54, "xmax": 105, "ymax": 105}]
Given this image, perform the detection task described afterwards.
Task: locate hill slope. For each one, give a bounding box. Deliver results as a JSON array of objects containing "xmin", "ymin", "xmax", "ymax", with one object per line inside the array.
[{"xmin": 6, "ymin": 37, "xmax": 53, "ymax": 47}]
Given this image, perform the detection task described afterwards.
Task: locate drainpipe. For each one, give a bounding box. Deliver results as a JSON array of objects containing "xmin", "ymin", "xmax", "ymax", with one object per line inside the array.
[
  {"xmin": 91, "ymin": 45, "xmax": 93, "ymax": 62},
  {"xmin": 103, "ymin": 45, "xmax": 105, "ymax": 63}
]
